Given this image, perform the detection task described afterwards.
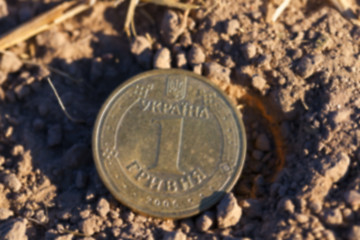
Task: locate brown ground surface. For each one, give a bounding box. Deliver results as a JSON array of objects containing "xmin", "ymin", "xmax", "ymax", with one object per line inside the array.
[{"xmin": 1, "ymin": 0, "xmax": 360, "ymax": 239}]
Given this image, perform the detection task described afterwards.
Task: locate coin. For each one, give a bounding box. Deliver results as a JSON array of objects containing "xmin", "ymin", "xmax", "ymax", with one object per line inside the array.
[{"xmin": 92, "ymin": 69, "xmax": 246, "ymax": 219}]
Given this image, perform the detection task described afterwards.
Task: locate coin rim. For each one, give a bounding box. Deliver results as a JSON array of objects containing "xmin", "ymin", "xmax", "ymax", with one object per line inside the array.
[{"xmin": 92, "ymin": 69, "xmax": 247, "ymax": 219}]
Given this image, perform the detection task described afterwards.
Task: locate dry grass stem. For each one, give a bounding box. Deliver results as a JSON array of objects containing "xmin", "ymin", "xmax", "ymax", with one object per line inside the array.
[
  {"xmin": 272, "ymin": 0, "xmax": 292, "ymax": 22},
  {"xmin": 271, "ymin": 0, "xmax": 360, "ymax": 25},
  {"xmin": 0, "ymin": 0, "xmax": 94, "ymax": 51},
  {"xmin": 46, "ymin": 77, "xmax": 85, "ymax": 124}
]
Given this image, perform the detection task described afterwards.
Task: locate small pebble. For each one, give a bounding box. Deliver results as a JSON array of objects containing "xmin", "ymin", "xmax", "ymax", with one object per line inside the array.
[
  {"xmin": 295, "ymin": 213, "xmax": 309, "ymax": 224},
  {"xmin": 204, "ymin": 62, "xmax": 231, "ymax": 83},
  {"xmin": 193, "ymin": 64, "xmax": 202, "ymax": 75},
  {"xmin": 226, "ymin": 19, "xmax": 240, "ymax": 36},
  {"xmin": 112, "ymin": 227, "xmax": 121, "ymax": 238},
  {"xmin": 344, "ymin": 190, "xmax": 360, "ymax": 209},
  {"xmin": 160, "ymin": 10, "xmax": 182, "ymax": 45},
  {"xmin": 241, "ymin": 43, "xmax": 257, "ymax": 61},
  {"xmin": 277, "ymin": 198, "xmax": 295, "ymax": 214},
  {"xmin": 0, "ymin": 52, "xmax": 23, "ymax": 73},
  {"xmin": 196, "ymin": 211, "xmax": 215, "ymax": 232},
  {"xmin": 35, "ymin": 210, "xmax": 47, "ymax": 223},
  {"xmin": 295, "ymin": 56, "xmax": 314, "ymax": 78},
  {"xmin": 0, "ymin": 219, "xmax": 27, "ymax": 240},
  {"xmin": 251, "ymin": 11, "xmax": 262, "ymax": 20},
  {"xmin": 79, "ymin": 216, "xmax": 100, "ymax": 236},
  {"xmin": 96, "ymin": 198, "xmax": 110, "ymax": 218},
  {"xmin": 0, "ymin": 0, "xmax": 8, "ymax": 18},
  {"xmin": 11, "ymin": 145, "xmax": 24, "ymax": 156},
  {"xmin": 79, "ymin": 209, "xmax": 91, "ymax": 219},
  {"xmin": 113, "ymin": 218, "xmax": 123, "ymax": 228},
  {"xmin": 187, "ymin": 44, "xmax": 206, "ymax": 65},
  {"xmin": 309, "ymin": 200, "xmax": 322, "ymax": 214},
  {"xmin": 162, "ymin": 230, "xmax": 186, "ymax": 240},
  {"xmin": 109, "ymin": 210, "xmax": 119, "ymax": 220},
  {"xmin": 4, "ymin": 173, "xmax": 22, "ymax": 192},
  {"xmin": 322, "ymin": 208, "xmax": 343, "ymax": 225},
  {"xmin": 332, "ymin": 108, "xmax": 352, "ymax": 125},
  {"xmin": 0, "ymin": 208, "xmax": 14, "ymax": 220},
  {"xmin": 176, "ymin": 51, "xmax": 187, "ymax": 68},
  {"xmin": 153, "ymin": 48, "xmax": 171, "ymax": 69},
  {"xmin": 251, "ymin": 74, "xmax": 267, "ymax": 93},
  {"xmin": 217, "ymin": 193, "xmax": 242, "ymax": 228}
]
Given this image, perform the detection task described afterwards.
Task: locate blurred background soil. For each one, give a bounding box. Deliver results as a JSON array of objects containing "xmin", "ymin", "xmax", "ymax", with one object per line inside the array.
[{"xmin": 0, "ymin": 0, "xmax": 360, "ymax": 239}]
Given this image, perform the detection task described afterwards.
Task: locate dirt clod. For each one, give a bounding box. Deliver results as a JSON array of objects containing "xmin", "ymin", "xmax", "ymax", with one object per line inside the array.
[
  {"xmin": 321, "ymin": 208, "xmax": 343, "ymax": 225},
  {"xmin": 344, "ymin": 190, "xmax": 360, "ymax": 208},
  {"xmin": 0, "ymin": 52, "xmax": 22, "ymax": 74},
  {"xmin": 162, "ymin": 230, "xmax": 186, "ymax": 240},
  {"xmin": 187, "ymin": 44, "xmax": 206, "ymax": 65},
  {"xmin": 277, "ymin": 198, "xmax": 295, "ymax": 214},
  {"xmin": 96, "ymin": 198, "xmax": 110, "ymax": 218},
  {"xmin": 251, "ymin": 74, "xmax": 268, "ymax": 93},
  {"xmin": 161, "ymin": 10, "xmax": 183, "ymax": 45},
  {"xmin": 79, "ymin": 215, "xmax": 100, "ymax": 236},
  {"xmin": 0, "ymin": 218, "xmax": 27, "ymax": 240},
  {"xmin": 154, "ymin": 47, "xmax": 171, "ymax": 69},
  {"xmin": 295, "ymin": 55, "xmax": 314, "ymax": 78},
  {"xmin": 217, "ymin": 193, "xmax": 242, "ymax": 228},
  {"xmin": 3, "ymin": 173, "xmax": 21, "ymax": 192},
  {"xmin": 0, "ymin": 208, "xmax": 14, "ymax": 220},
  {"xmin": 204, "ymin": 62, "xmax": 231, "ymax": 83},
  {"xmin": 195, "ymin": 211, "xmax": 214, "ymax": 232},
  {"xmin": 226, "ymin": 19, "xmax": 240, "ymax": 36},
  {"xmin": 0, "ymin": 0, "xmax": 8, "ymax": 18},
  {"xmin": 241, "ymin": 43, "xmax": 257, "ymax": 61}
]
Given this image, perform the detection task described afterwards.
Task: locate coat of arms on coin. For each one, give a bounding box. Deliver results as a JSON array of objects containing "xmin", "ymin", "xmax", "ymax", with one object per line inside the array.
[{"xmin": 93, "ymin": 69, "xmax": 246, "ymax": 218}]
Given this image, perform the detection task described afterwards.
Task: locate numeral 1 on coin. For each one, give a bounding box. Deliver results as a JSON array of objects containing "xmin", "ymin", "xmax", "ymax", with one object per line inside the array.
[{"xmin": 149, "ymin": 117, "xmax": 185, "ymax": 175}]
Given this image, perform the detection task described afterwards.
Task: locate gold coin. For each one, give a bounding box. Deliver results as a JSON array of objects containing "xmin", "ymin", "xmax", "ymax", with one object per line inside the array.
[{"xmin": 92, "ymin": 69, "xmax": 246, "ymax": 219}]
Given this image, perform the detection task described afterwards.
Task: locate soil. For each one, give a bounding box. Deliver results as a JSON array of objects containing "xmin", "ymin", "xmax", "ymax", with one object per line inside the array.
[{"xmin": 1, "ymin": 0, "xmax": 360, "ymax": 239}]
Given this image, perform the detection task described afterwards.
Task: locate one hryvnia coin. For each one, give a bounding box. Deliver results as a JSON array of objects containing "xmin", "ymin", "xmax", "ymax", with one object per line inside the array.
[{"xmin": 92, "ymin": 69, "xmax": 246, "ymax": 219}]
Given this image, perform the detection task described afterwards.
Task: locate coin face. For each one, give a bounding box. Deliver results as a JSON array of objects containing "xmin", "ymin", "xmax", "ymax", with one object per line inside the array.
[{"xmin": 93, "ymin": 69, "xmax": 246, "ymax": 219}]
